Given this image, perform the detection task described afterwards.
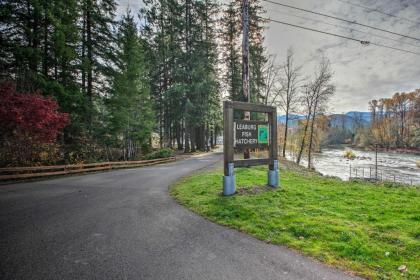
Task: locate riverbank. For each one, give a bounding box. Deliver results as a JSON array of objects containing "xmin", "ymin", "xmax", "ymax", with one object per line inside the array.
[
  {"xmin": 171, "ymin": 162, "xmax": 420, "ymax": 280},
  {"xmin": 327, "ymin": 144, "xmax": 420, "ymax": 155},
  {"xmin": 293, "ymin": 147, "xmax": 420, "ymax": 185}
]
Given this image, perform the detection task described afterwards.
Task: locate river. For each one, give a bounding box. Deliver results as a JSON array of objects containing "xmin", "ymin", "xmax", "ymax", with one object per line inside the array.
[{"xmin": 290, "ymin": 147, "xmax": 420, "ymax": 186}]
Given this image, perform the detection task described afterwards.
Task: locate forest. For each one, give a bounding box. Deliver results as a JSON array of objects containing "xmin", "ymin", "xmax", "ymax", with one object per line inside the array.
[
  {"xmin": 1, "ymin": 0, "xmax": 232, "ymax": 166},
  {"xmin": 362, "ymin": 90, "xmax": 420, "ymax": 149},
  {"xmin": 0, "ymin": 0, "xmax": 339, "ymax": 168}
]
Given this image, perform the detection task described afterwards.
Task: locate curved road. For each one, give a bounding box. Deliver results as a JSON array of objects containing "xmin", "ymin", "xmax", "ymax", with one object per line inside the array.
[{"xmin": 0, "ymin": 152, "xmax": 361, "ymax": 280}]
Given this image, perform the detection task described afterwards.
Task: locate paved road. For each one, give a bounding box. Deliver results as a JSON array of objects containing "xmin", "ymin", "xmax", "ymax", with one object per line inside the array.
[{"xmin": 0, "ymin": 152, "xmax": 362, "ymax": 280}]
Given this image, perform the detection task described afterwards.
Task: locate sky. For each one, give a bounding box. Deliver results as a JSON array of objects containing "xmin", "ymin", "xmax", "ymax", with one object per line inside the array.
[{"xmin": 116, "ymin": 0, "xmax": 420, "ymax": 113}]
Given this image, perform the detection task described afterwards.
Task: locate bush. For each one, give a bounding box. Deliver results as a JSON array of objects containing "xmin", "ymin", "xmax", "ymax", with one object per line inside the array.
[
  {"xmin": 343, "ymin": 149, "xmax": 356, "ymax": 160},
  {"xmin": 144, "ymin": 148, "xmax": 173, "ymax": 160},
  {"xmin": 0, "ymin": 82, "xmax": 69, "ymax": 166}
]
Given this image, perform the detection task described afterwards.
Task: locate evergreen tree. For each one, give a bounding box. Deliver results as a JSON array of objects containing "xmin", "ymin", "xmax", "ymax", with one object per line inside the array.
[
  {"xmin": 220, "ymin": 2, "xmax": 242, "ymax": 101},
  {"xmin": 79, "ymin": 0, "xmax": 117, "ymax": 123},
  {"xmin": 1, "ymin": 0, "xmax": 45, "ymax": 90},
  {"xmin": 106, "ymin": 11, "xmax": 154, "ymax": 160},
  {"xmin": 0, "ymin": 0, "xmax": 89, "ymax": 161},
  {"xmin": 140, "ymin": 0, "xmax": 221, "ymax": 152},
  {"xmin": 141, "ymin": 0, "xmax": 183, "ymax": 148},
  {"xmin": 221, "ymin": 0, "xmax": 268, "ymax": 103},
  {"xmin": 248, "ymin": 0, "xmax": 268, "ymax": 103}
]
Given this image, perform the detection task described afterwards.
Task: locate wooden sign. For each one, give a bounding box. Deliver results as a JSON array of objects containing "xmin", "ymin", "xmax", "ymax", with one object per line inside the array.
[
  {"xmin": 234, "ymin": 120, "xmax": 269, "ymax": 148},
  {"xmin": 223, "ymin": 101, "xmax": 279, "ymax": 195},
  {"xmin": 223, "ymin": 101, "xmax": 278, "ymax": 173}
]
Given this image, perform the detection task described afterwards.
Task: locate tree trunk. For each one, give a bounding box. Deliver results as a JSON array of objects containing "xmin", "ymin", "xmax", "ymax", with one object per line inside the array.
[
  {"xmin": 176, "ymin": 122, "xmax": 182, "ymax": 150},
  {"xmin": 282, "ymin": 108, "xmax": 289, "ymax": 157},
  {"xmin": 184, "ymin": 121, "xmax": 191, "ymax": 153},
  {"xmin": 86, "ymin": 0, "xmax": 93, "ymax": 126},
  {"xmin": 81, "ymin": 1, "xmax": 87, "ymax": 94},
  {"xmin": 242, "ymin": 0, "xmax": 250, "ymax": 159},
  {"xmin": 190, "ymin": 125, "xmax": 196, "ymax": 152},
  {"xmin": 307, "ymin": 101, "xmax": 318, "ymax": 169},
  {"xmin": 42, "ymin": 1, "xmax": 49, "ymax": 77},
  {"xmin": 296, "ymin": 115, "xmax": 310, "ymax": 165}
]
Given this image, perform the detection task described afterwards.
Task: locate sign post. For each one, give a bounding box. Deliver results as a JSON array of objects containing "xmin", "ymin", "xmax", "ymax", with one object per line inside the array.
[{"xmin": 223, "ymin": 101, "xmax": 279, "ymax": 196}]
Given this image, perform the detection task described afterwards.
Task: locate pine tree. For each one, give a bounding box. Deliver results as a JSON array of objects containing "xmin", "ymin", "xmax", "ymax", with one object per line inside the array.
[
  {"xmin": 0, "ymin": 0, "xmax": 44, "ymax": 90},
  {"xmin": 141, "ymin": 0, "xmax": 183, "ymax": 149},
  {"xmin": 248, "ymin": 0, "xmax": 268, "ymax": 103},
  {"xmin": 140, "ymin": 0, "xmax": 221, "ymax": 152},
  {"xmin": 79, "ymin": 0, "xmax": 117, "ymax": 124},
  {"xmin": 181, "ymin": 0, "xmax": 221, "ymax": 151},
  {"xmin": 221, "ymin": 0, "xmax": 268, "ymax": 103},
  {"xmin": 220, "ymin": 2, "xmax": 242, "ymax": 101},
  {"xmin": 0, "ymin": 0, "xmax": 89, "ymax": 160},
  {"xmin": 106, "ymin": 11, "xmax": 154, "ymax": 160}
]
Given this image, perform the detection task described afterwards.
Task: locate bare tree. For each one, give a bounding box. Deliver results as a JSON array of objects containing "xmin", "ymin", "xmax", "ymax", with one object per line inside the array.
[
  {"xmin": 261, "ymin": 54, "xmax": 280, "ymax": 106},
  {"xmin": 296, "ymin": 84, "xmax": 313, "ymax": 165},
  {"xmin": 306, "ymin": 58, "xmax": 335, "ymax": 168},
  {"xmin": 277, "ymin": 48, "xmax": 302, "ymax": 157}
]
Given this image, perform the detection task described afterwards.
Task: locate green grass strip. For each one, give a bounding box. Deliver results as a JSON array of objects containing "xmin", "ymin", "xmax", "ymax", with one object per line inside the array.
[{"xmin": 171, "ymin": 165, "xmax": 420, "ymax": 280}]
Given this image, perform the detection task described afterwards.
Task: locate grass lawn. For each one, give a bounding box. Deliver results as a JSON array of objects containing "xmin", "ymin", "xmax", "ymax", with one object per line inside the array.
[{"xmin": 171, "ymin": 163, "xmax": 420, "ymax": 280}]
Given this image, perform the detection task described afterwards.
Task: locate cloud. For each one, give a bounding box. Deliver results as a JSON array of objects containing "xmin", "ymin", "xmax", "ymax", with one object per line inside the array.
[{"xmin": 264, "ymin": 0, "xmax": 420, "ymax": 112}]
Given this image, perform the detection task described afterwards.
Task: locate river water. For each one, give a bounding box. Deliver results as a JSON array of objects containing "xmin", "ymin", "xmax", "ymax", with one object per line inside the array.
[{"xmin": 290, "ymin": 148, "xmax": 420, "ymax": 186}]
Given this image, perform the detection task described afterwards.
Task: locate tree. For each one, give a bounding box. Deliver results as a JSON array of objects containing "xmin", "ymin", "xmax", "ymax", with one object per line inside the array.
[
  {"xmin": 220, "ymin": 2, "xmax": 242, "ymax": 101},
  {"xmin": 221, "ymin": 0, "xmax": 268, "ymax": 104},
  {"xmin": 277, "ymin": 48, "xmax": 301, "ymax": 157},
  {"xmin": 296, "ymin": 84, "xmax": 314, "ymax": 165},
  {"xmin": 0, "ymin": 0, "xmax": 91, "ymax": 160},
  {"xmin": 106, "ymin": 11, "xmax": 154, "ymax": 160},
  {"xmin": 0, "ymin": 82, "xmax": 69, "ymax": 165},
  {"xmin": 366, "ymin": 90, "xmax": 419, "ymax": 149},
  {"xmin": 306, "ymin": 58, "xmax": 335, "ymax": 168},
  {"xmin": 247, "ymin": 0, "xmax": 268, "ymax": 103},
  {"xmin": 295, "ymin": 58, "xmax": 334, "ymax": 167},
  {"xmin": 141, "ymin": 0, "xmax": 221, "ymax": 152},
  {"xmin": 79, "ymin": 0, "xmax": 117, "ymax": 125}
]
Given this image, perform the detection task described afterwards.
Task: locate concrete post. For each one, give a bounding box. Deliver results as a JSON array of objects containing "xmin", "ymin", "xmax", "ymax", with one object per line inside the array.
[
  {"xmin": 268, "ymin": 160, "xmax": 279, "ymax": 188},
  {"xmin": 223, "ymin": 163, "xmax": 236, "ymax": 196}
]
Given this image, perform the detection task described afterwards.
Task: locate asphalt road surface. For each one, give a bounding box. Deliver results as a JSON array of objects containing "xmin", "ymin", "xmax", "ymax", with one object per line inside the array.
[{"xmin": 0, "ymin": 152, "xmax": 362, "ymax": 280}]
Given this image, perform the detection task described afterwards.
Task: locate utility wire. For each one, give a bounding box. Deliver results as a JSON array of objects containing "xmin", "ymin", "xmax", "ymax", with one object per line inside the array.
[
  {"xmin": 262, "ymin": 0, "xmax": 420, "ymax": 42},
  {"xmin": 267, "ymin": 7, "xmax": 420, "ymax": 49},
  {"xmin": 262, "ymin": 17, "xmax": 420, "ymax": 56},
  {"xmin": 336, "ymin": 0, "xmax": 420, "ymax": 26}
]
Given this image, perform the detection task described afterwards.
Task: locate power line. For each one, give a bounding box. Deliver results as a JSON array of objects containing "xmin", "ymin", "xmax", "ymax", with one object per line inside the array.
[
  {"xmin": 267, "ymin": 7, "xmax": 420, "ymax": 49},
  {"xmin": 370, "ymin": 41, "xmax": 420, "ymax": 56},
  {"xmin": 262, "ymin": 0, "xmax": 420, "ymax": 42},
  {"xmin": 263, "ymin": 17, "xmax": 420, "ymax": 56},
  {"xmin": 336, "ymin": 0, "xmax": 420, "ymax": 26}
]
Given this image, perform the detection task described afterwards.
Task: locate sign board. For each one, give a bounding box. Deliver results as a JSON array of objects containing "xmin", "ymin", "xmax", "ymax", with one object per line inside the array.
[
  {"xmin": 234, "ymin": 121, "xmax": 269, "ymax": 148},
  {"xmin": 223, "ymin": 101, "xmax": 279, "ymax": 195},
  {"xmin": 223, "ymin": 101, "xmax": 278, "ymax": 171}
]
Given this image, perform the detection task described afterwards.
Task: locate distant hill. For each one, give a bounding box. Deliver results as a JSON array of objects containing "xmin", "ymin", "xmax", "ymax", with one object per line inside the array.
[
  {"xmin": 278, "ymin": 111, "xmax": 371, "ymax": 130},
  {"xmin": 277, "ymin": 114, "xmax": 306, "ymax": 129},
  {"xmin": 345, "ymin": 111, "xmax": 371, "ymax": 123},
  {"xmin": 277, "ymin": 114, "xmax": 306, "ymax": 125}
]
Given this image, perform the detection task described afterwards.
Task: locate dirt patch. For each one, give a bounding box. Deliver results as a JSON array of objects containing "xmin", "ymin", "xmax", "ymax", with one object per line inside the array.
[{"xmin": 236, "ymin": 185, "xmax": 273, "ymax": 195}]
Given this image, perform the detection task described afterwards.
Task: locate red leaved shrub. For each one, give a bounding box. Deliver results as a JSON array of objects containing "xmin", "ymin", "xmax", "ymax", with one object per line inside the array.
[{"xmin": 0, "ymin": 82, "xmax": 70, "ymax": 166}]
